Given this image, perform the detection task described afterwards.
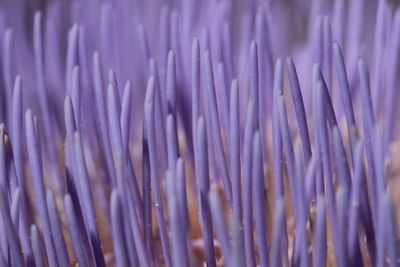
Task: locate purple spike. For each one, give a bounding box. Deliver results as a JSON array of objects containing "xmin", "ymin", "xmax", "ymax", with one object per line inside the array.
[
  {"xmin": 142, "ymin": 78, "xmax": 153, "ymax": 260},
  {"xmin": 34, "ymin": 11, "xmax": 64, "ymax": 193},
  {"xmin": 110, "ymin": 190, "xmax": 128, "ymax": 267},
  {"xmin": 116, "ymin": 170, "xmax": 140, "ymax": 267},
  {"xmin": 176, "ymin": 158, "xmax": 189, "ymax": 234},
  {"xmin": 313, "ymin": 196, "xmax": 327, "ymax": 267},
  {"xmin": 0, "ymin": 244, "xmax": 5, "ymax": 267},
  {"xmin": 0, "ymin": 125, "xmax": 8, "ymax": 198},
  {"xmin": 333, "ymin": 42, "xmax": 358, "ymax": 152},
  {"xmin": 10, "ymin": 187, "xmax": 20, "ymax": 230},
  {"xmin": 166, "ymin": 51, "xmax": 177, "ymax": 117},
  {"xmin": 358, "ymin": 58, "xmax": 378, "ymax": 219},
  {"xmin": 10, "ymin": 76, "xmax": 23, "ymax": 189},
  {"xmin": 315, "ymin": 81, "xmax": 340, "ymax": 257},
  {"xmin": 31, "ymin": 224, "xmax": 46, "ymax": 267},
  {"xmin": 120, "ymin": 81, "xmax": 143, "ymax": 217},
  {"xmin": 169, "ymin": 10, "xmax": 185, "ymax": 89},
  {"xmin": 358, "ymin": 58, "xmax": 375, "ymax": 130},
  {"xmin": 92, "ymin": 51, "xmax": 116, "ymax": 185},
  {"xmin": 167, "ymin": 114, "xmax": 179, "ymax": 171},
  {"xmin": 373, "ymin": 0, "xmax": 391, "ymax": 116},
  {"xmin": 357, "ymin": 174, "xmax": 376, "ymax": 264},
  {"xmin": 195, "ymin": 117, "xmax": 217, "ymax": 267},
  {"xmin": 64, "ymin": 95, "xmax": 77, "ymax": 183},
  {"xmin": 278, "ymin": 95, "xmax": 307, "ymax": 267},
  {"xmin": 250, "ymin": 40, "xmax": 267, "ymax": 164},
  {"xmin": 376, "ymin": 192, "xmax": 386, "ymax": 267},
  {"xmin": 123, "ymin": 184, "xmax": 142, "ymax": 236},
  {"xmin": 107, "ymin": 82, "xmax": 124, "ymax": 166},
  {"xmin": 332, "ymin": 126, "xmax": 351, "ymax": 188},
  {"xmin": 242, "ymin": 100, "xmax": 256, "ymax": 267},
  {"xmin": 312, "ymin": 67, "xmax": 324, "ymax": 197},
  {"xmin": 270, "ymin": 198, "xmax": 285, "ymax": 267},
  {"xmin": 347, "ymin": 140, "xmax": 365, "ymax": 266},
  {"xmin": 66, "ymin": 24, "xmax": 79, "ymax": 94},
  {"xmin": 124, "ymin": 171, "xmax": 151, "ymax": 267},
  {"xmin": 149, "ymin": 57, "xmax": 169, "ymax": 174},
  {"xmin": 120, "ymin": 80, "xmax": 132, "ymax": 158},
  {"xmin": 107, "ymin": 71, "xmax": 120, "ymax": 104},
  {"xmin": 73, "ymin": 131, "xmax": 106, "ymax": 267},
  {"xmin": 216, "ymin": 62, "xmax": 230, "ymax": 135},
  {"xmin": 384, "ymin": 10, "xmax": 400, "ymax": 146},
  {"xmin": 0, "ymin": 185, "xmax": 22, "ymax": 267},
  {"xmin": 77, "ymin": 26, "xmax": 95, "ymax": 134},
  {"xmin": 63, "ymin": 180, "xmax": 88, "ymax": 267},
  {"xmin": 197, "ymin": 94, "xmax": 214, "ymax": 198},
  {"xmin": 121, "ymin": 187, "xmax": 140, "ymax": 267},
  {"xmin": 381, "ymin": 193, "xmax": 398, "ymax": 267},
  {"xmin": 230, "ymin": 211, "xmax": 245, "ymax": 267},
  {"xmin": 272, "ymin": 60, "xmax": 289, "ymax": 266},
  {"xmin": 277, "ymin": 95, "xmax": 297, "ymax": 212},
  {"xmin": 25, "ymin": 110, "xmax": 58, "ymax": 267},
  {"xmin": 208, "ymin": 188, "xmax": 230, "ymax": 265},
  {"xmin": 192, "ymin": 37, "xmax": 200, "ymax": 156},
  {"xmin": 144, "ymin": 76, "xmax": 172, "ymax": 267},
  {"xmin": 229, "ymin": 80, "xmax": 243, "ymax": 224},
  {"xmin": 252, "ymin": 131, "xmax": 268, "ymax": 267},
  {"xmin": 250, "ymin": 41, "xmax": 259, "ymax": 122},
  {"xmin": 5, "ymin": 144, "xmax": 17, "ymax": 197},
  {"xmin": 71, "ymin": 65, "xmax": 81, "ymax": 128},
  {"xmin": 255, "ymin": 7, "xmax": 274, "ymax": 114},
  {"xmin": 1, "ymin": 125, "xmax": 17, "ymax": 196},
  {"xmin": 2, "ymin": 28, "xmax": 13, "ymax": 116},
  {"xmin": 293, "ymin": 143, "xmax": 310, "ymax": 267},
  {"xmin": 64, "ymin": 195, "xmax": 93, "ymax": 267},
  {"xmin": 166, "ymin": 170, "xmax": 190, "ymax": 267},
  {"xmin": 203, "ymin": 50, "xmax": 232, "ymax": 204},
  {"xmin": 336, "ymin": 186, "xmax": 349, "ymax": 267},
  {"xmin": 305, "ymin": 157, "xmax": 317, "ymax": 207},
  {"xmin": 229, "ymin": 79, "xmax": 245, "ymax": 265},
  {"xmin": 372, "ymin": 125, "xmax": 385, "ymax": 194},
  {"xmin": 272, "ymin": 59, "xmax": 284, "ymax": 198},
  {"xmin": 33, "ymin": 115, "xmax": 40, "ymax": 155},
  {"xmin": 313, "ymin": 15, "xmax": 323, "ymax": 67},
  {"xmin": 47, "ymin": 190, "xmax": 70, "ymax": 267},
  {"xmin": 286, "ymin": 57, "xmax": 312, "ymax": 163},
  {"xmin": 313, "ymin": 64, "xmax": 338, "ymax": 128}
]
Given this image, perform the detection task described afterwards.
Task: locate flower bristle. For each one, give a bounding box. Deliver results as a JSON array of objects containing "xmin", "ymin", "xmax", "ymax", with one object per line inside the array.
[{"xmin": 0, "ymin": 0, "xmax": 399, "ymax": 266}]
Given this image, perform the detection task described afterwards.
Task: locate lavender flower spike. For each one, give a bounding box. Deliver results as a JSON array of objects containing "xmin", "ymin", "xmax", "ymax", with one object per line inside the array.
[
  {"xmin": 242, "ymin": 100, "xmax": 256, "ymax": 267},
  {"xmin": 47, "ymin": 190, "xmax": 70, "ymax": 267},
  {"xmin": 25, "ymin": 110, "xmax": 58, "ymax": 267},
  {"xmin": 0, "ymin": 185, "xmax": 23, "ymax": 267},
  {"xmin": 203, "ymin": 50, "xmax": 232, "ymax": 204},
  {"xmin": 313, "ymin": 196, "xmax": 327, "ymax": 267},
  {"xmin": 195, "ymin": 117, "xmax": 217, "ymax": 267},
  {"xmin": 110, "ymin": 190, "xmax": 128, "ymax": 267},
  {"xmin": 252, "ymin": 131, "xmax": 268, "ymax": 267}
]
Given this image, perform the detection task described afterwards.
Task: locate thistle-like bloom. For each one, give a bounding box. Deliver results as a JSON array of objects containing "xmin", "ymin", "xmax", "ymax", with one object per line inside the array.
[{"xmin": 0, "ymin": 0, "xmax": 399, "ymax": 266}]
